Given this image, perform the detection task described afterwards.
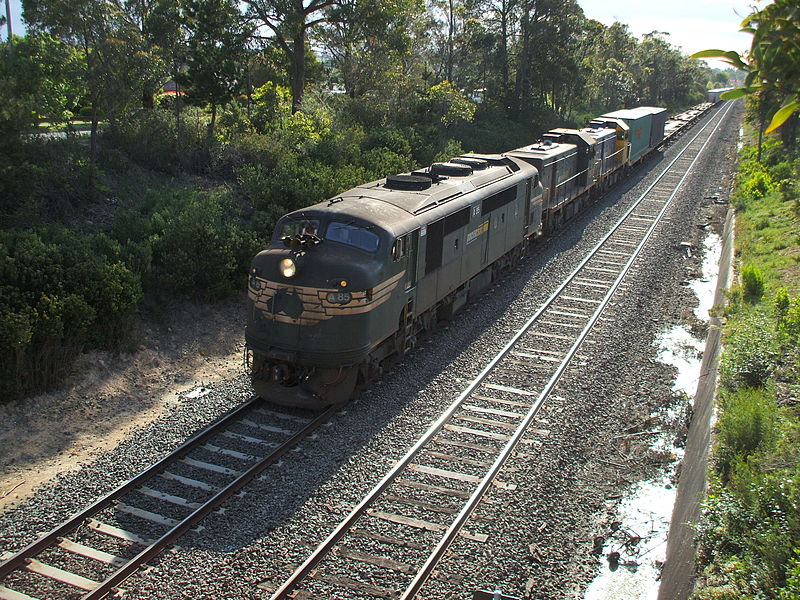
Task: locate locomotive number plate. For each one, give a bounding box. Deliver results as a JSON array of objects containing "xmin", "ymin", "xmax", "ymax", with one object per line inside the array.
[{"xmin": 327, "ymin": 291, "xmax": 352, "ymax": 305}]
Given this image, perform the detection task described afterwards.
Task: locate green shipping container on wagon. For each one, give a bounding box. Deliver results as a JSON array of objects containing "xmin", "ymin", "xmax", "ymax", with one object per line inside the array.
[
  {"xmin": 641, "ymin": 106, "xmax": 668, "ymax": 149},
  {"xmin": 601, "ymin": 107, "xmax": 654, "ymax": 163}
]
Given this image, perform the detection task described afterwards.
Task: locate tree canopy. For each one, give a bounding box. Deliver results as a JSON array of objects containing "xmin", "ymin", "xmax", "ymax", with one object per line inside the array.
[{"xmin": 12, "ymin": 0, "xmax": 708, "ymax": 138}]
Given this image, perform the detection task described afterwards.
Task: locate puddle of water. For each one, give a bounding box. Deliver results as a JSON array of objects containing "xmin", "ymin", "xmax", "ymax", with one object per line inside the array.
[
  {"xmin": 737, "ymin": 126, "xmax": 744, "ymax": 151},
  {"xmin": 655, "ymin": 325, "xmax": 705, "ymax": 399},
  {"xmin": 689, "ymin": 233, "xmax": 722, "ymax": 322},
  {"xmin": 584, "ymin": 475, "xmax": 674, "ymax": 600},
  {"xmin": 184, "ymin": 386, "xmax": 210, "ymax": 399},
  {"xmin": 583, "ymin": 231, "xmax": 722, "ymax": 599}
]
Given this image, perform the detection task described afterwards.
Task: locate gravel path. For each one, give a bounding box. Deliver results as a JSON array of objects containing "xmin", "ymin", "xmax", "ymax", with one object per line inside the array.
[{"xmin": 0, "ymin": 102, "xmax": 742, "ymax": 600}]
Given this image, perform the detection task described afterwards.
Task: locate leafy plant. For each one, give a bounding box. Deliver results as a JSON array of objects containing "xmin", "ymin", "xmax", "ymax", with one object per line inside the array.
[
  {"xmin": 715, "ymin": 387, "xmax": 779, "ymax": 482},
  {"xmin": 720, "ymin": 313, "xmax": 778, "ymax": 389},
  {"xmin": 692, "ymin": 0, "xmax": 800, "ymax": 134},
  {"xmin": 741, "ymin": 264, "xmax": 765, "ymax": 303},
  {"xmin": 0, "ymin": 227, "xmax": 142, "ymax": 400}
]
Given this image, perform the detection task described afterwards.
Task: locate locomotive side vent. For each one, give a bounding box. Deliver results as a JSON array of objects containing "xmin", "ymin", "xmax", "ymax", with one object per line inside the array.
[
  {"xmin": 385, "ymin": 174, "xmax": 433, "ymax": 191},
  {"xmin": 430, "ymin": 162, "xmax": 473, "ymax": 177}
]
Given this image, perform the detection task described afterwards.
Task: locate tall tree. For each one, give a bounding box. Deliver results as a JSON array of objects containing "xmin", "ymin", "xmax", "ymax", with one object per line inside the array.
[
  {"xmin": 179, "ymin": 0, "xmax": 246, "ymax": 143},
  {"xmin": 23, "ymin": 0, "xmax": 124, "ymax": 161},
  {"xmin": 10, "ymin": 33, "xmax": 86, "ymax": 125},
  {"xmin": 123, "ymin": 0, "xmax": 177, "ymax": 108},
  {"xmin": 314, "ymin": 0, "xmax": 421, "ymax": 99},
  {"xmin": 511, "ymin": 0, "xmax": 586, "ymax": 120},
  {"xmin": 242, "ymin": 0, "xmax": 338, "ymax": 112}
]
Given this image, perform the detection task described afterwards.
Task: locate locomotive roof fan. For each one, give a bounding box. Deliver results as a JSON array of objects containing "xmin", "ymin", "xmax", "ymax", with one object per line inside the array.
[
  {"xmin": 430, "ymin": 162, "xmax": 473, "ymax": 177},
  {"xmin": 385, "ymin": 174, "xmax": 433, "ymax": 191},
  {"xmin": 450, "ymin": 157, "xmax": 489, "ymax": 171}
]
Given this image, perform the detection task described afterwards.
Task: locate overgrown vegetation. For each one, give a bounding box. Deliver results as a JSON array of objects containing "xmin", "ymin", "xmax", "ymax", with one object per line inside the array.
[{"xmin": 694, "ymin": 127, "xmax": 800, "ymax": 599}]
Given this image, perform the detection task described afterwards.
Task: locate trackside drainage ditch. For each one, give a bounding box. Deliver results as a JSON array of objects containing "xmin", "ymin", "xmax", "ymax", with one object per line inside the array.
[{"xmin": 583, "ymin": 232, "xmax": 722, "ymax": 600}]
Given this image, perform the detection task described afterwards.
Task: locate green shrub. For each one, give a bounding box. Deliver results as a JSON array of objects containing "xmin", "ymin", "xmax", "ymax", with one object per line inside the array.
[
  {"xmin": 720, "ymin": 313, "xmax": 778, "ymax": 389},
  {"xmin": 253, "ymin": 157, "xmax": 368, "ymax": 214},
  {"xmin": 360, "ymin": 147, "xmax": 416, "ymax": 180},
  {"xmin": 715, "ymin": 387, "xmax": 779, "ymax": 481},
  {"xmin": 147, "ymin": 189, "xmax": 259, "ymax": 299},
  {"xmin": 781, "ymin": 550, "xmax": 800, "ymax": 600},
  {"xmin": 0, "ymin": 137, "xmax": 95, "ymax": 227},
  {"xmin": 108, "ymin": 107, "xmax": 210, "ymax": 173},
  {"xmin": 216, "ymin": 132, "xmax": 281, "ymax": 179},
  {"xmin": 363, "ymin": 126, "xmax": 413, "ymax": 157},
  {"xmin": 741, "ymin": 264, "xmax": 765, "ymax": 303},
  {"xmin": 782, "ymin": 296, "xmax": 800, "ymax": 342},
  {"xmin": 248, "ymin": 82, "xmax": 292, "ymax": 134},
  {"xmin": 0, "ymin": 227, "xmax": 142, "ymax": 400},
  {"xmin": 740, "ymin": 169, "xmax": 775, "ymax": 200}
]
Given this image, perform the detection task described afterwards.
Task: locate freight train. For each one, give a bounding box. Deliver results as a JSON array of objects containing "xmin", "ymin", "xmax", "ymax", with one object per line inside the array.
[{"xmin": 245, "ymin": 103, "xmax": 714, "ymax": 408}]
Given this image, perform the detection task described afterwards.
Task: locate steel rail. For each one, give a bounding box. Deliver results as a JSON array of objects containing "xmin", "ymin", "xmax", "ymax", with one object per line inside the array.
[
  {"xmin": 0, "ymin": 398, "xmax": 337, "ymax": 600},
  {"xmin": 268, "ymin": 100, "xmax": 734, "ymax": 600},
  {"xmin": 0, "ymin": 397, "xmax": 260, "ymax": 580},
  {"xmin": 82, "ymin": 404, "xmax": 337, "ymax": 600}
]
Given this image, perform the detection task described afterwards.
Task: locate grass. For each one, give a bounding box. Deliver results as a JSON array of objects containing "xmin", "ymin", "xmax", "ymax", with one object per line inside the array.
[
  {"xmin": 735, "ymin": 188, "xmax": 800, "ymax": 295},
  {"xmin": 693, "ymin": 128, "xmax": 800, "ymax": 599}
]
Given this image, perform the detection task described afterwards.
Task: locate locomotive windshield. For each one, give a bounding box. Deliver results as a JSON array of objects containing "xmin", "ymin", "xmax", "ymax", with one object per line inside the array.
[
  {"xmin": 278, "ymin": 218, "xmax": 320, "ymax": 238},
  {"xmin": 325, "ymin": 221, "xmax": 380, "ymax": 252}
]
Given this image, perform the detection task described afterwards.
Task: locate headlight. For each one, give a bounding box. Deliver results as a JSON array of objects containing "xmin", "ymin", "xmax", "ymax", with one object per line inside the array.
[{"xmin": 279, "ymin": 258, "xmax": 296, "ymax": 278}]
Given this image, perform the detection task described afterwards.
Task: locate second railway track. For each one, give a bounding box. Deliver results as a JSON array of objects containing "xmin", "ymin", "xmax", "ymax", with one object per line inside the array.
[
  {"xmin": 0, "ymin": 400, "xmax": 335, "ymax": 600},
  {"xmin": 263, "ymin": 100, "xmax": 737, "ymax": 600}
]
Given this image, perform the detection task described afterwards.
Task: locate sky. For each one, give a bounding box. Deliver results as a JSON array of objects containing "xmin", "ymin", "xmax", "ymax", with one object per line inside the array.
[
  {"xmin": 577, "ymin": 0, "xmax": 756, "ymax": 70},
  {"xmin": 3, "ymin": 0, "xmax": 755, "ymax": 71}
]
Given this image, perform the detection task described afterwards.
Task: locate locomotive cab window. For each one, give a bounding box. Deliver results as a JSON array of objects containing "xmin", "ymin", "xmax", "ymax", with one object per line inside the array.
[
  {"xmin": 325, "ymin": 221, "xmax": 380, "ymax": 252},
  {"xmin": 278, "ymin": 218, "xmax": 320, "ymax": 239}
]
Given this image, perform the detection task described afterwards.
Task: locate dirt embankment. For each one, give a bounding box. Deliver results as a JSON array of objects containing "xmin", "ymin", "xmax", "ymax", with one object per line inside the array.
[{"xmin": 0, "ymin": 297, "xmax": 247, "ymax": 512}]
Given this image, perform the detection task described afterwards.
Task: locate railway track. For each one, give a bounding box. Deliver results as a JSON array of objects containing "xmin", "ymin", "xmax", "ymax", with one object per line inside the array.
[
  {"xmin": 0, "ymin": 399, "xmax": 335, "ymax": 600},
  {"xmin": 263, "ymin": 100, "xmax": 736, "ymax": 600}
]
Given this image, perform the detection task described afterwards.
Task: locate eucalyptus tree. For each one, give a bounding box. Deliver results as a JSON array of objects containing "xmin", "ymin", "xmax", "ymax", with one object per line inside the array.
[
  {"xmin": 10, "ymin": 33, "xmax": 85, "ymax": 125},
  {"xmin": 511, "ymin": 0, "xmax": 587, "ymax": 120},
  {"xmin": 23, "ymin": 0, "xmax": 120, "ymax": 159},
  {"xmin": 242, "ymin": 0, "xmax": 339, "ymax": 112},
  {"xmin": 123, "ymin": 0, "xmax": 181, "ymax": 108},
  {"xmin": 314, "ymin": 0, "xmax": 422, "ymax": 100},
  {"xmin": 486, "ymin": 0, "xmax": 519, "ymax": 97},
  {"xmin": 22, "ymin": 0, "xmax": 165, "ymax": 160},
  {"xmin": 584, "ymin": 21, "xmax": 637, "ymax": 110}
]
